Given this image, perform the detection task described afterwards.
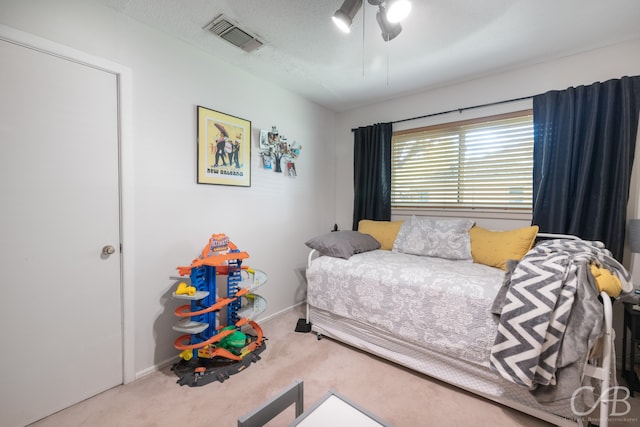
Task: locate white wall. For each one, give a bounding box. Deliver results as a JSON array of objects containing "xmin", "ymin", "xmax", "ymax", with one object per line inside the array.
[
  {"xmin": 335, "ymin": 39, "xmax": 640, "ymax": 233},
  {"xmin": 0, "ymin": 0, "xmax": 337, "ymax": 377}
]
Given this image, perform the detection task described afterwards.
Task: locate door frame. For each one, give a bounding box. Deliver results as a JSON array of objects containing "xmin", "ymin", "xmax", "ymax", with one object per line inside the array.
[{"xmin": 0, "ymin": 24, "xmax": 135, "ymax": 384}]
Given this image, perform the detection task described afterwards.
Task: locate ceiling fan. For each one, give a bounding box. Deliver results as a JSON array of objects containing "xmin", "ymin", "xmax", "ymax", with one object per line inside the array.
[{"xmin": 332, "ymin": 0, "xmax": 412, "ymax": 41}]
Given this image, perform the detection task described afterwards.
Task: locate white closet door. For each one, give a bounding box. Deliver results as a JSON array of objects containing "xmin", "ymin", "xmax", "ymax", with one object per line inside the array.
[{"xmin": 0, "ymin": 39, "xmax": 123, "ymax": 427}]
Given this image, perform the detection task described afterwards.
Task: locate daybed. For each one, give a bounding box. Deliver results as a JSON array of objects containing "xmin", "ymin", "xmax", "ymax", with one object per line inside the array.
[{"xmin": 304, "ymin": 217, "xmax": 634, "ymax": 427}]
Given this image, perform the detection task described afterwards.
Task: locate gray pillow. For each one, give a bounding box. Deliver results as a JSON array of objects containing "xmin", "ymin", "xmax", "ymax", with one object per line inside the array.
[
  {"xmin": 392, "ymin": 216, "xmax": 474, "ymax": 260},
  {"xmin": 305, "ymin": 231, "xmax": 381, "ymax": 259}
]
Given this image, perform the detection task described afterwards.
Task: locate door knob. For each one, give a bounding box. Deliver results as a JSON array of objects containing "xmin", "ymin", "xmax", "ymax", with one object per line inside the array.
[{"xmin": 102, "ymin": 245, "xmax": 116, "ymax": 255}]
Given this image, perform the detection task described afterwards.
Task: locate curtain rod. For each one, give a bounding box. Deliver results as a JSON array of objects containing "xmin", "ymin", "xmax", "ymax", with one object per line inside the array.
[{"xmin": 351, "ymin": 94, "xmax": 535, "ymax": 131}]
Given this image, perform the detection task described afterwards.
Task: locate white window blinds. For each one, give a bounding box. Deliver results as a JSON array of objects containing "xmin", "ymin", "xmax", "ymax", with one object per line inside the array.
[{"xmin": 391, "ymin": 111, "xmax": 533, "ymax": 210}]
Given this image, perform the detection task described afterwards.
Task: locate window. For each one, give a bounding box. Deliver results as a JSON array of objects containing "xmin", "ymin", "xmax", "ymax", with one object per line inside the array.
[{"xmin": 391, "ymin": 110, "xmax": 533, "ymax": 211}]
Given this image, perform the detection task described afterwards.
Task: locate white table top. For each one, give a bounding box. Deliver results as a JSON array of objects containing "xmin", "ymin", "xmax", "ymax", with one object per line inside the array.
[{"xmin": 291, "ymin": 391, "xmax": 391, "ymax": 426}]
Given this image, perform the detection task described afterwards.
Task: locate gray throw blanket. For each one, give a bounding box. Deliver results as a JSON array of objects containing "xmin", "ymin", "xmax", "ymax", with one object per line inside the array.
[{"xmin": 489, "ymin": 239, "xmax": 631, "ymax": 404}]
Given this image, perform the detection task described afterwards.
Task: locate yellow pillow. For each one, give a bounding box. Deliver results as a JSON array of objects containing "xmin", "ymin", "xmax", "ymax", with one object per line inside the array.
[
  {"xmin": 469, "ymin": 225, "xmax": 539, "ymax": 270},
  {"xmin": 357, "ymin": 220, "xmax": 404, "ymax": 250},
  {"xmin": 590, "ymin": 264, "xmax": 622, "ymax": 297}
]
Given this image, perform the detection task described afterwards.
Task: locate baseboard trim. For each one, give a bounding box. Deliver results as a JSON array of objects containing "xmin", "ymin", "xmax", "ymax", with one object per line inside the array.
[
  {"xmin": 258, "ymin": 301, "xmax": 305, "ymax": 324},
  {"xmin": 136, "ymin": 355, "xmax": 180, "ymax": 380}
]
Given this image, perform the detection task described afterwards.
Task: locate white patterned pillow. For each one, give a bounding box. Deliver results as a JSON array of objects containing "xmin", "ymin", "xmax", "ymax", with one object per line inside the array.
[{"xmin": 392, "ymin": 216, "xmax": 475, "ymax": 260}]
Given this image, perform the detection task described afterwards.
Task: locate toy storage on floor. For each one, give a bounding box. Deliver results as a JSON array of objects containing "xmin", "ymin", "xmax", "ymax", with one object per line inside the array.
[{"xmin": 170, "ymin": 234, "xmax": 267, "ymax": 386}]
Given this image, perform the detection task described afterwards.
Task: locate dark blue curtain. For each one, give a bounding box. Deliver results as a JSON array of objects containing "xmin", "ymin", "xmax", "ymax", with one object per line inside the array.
[
  {"xmin": 352, "ymin": 123, "xmax": 392, "ymax": 230},
  {"xmin": 532, "ymin": 76, "xmax": 640, "ymax": 260}
]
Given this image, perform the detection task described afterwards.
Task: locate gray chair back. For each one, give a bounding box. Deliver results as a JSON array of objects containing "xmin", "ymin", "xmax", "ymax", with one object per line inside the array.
[{"xmin": 237, "ymin": 379, "xmax": 304, "ymax": 427}]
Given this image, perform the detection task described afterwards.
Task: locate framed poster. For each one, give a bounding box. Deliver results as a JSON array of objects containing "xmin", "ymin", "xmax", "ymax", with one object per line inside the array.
[{"xmin": 197, "ymin": 106, "xmax": 251, "ymax": 186}]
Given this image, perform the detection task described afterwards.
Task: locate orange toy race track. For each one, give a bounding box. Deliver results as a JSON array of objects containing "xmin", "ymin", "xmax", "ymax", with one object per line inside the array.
[
  {"xmin": 174, "ymin": 288, "xmax": 250, "ymax": 317},
  {"xmin": 176, "ymin": 251, "xmax": 249, "ymax": 276},
  {"xmin": 174, "ymin": 320, "xmax": 264, "ymax": 352},
  {"xmin": 170, "ymin": 233, "xmax": 267, "ymax": 386}
]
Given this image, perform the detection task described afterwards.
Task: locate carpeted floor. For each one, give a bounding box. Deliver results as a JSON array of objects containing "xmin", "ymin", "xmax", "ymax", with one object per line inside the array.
[{"xmin": 30, "ymin": 305, "xmax": 639, "ymax": 426}]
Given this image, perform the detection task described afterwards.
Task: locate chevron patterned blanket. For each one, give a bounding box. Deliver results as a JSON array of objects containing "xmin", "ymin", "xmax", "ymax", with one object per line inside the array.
[{"xmin": 489, "ymin": 239, "xmax": 631, "ymax": 402}]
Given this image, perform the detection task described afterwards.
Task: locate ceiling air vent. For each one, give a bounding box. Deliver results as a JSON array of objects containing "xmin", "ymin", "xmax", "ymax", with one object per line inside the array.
[{"xmin": 205, "ymin": 14, "xmax": 263, "ymax": 53}]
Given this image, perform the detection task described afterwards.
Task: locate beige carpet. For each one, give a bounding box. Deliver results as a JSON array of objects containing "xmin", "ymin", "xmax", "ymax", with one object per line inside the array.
[{"xmin": 31, "ymin": 305, "xmax": 639, "ymax": 426}]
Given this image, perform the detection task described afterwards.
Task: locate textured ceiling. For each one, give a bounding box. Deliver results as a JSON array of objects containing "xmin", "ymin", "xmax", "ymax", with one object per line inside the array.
[{"xmin": 96, "ymin": 0, "xmax": 640, "ymax": 112}]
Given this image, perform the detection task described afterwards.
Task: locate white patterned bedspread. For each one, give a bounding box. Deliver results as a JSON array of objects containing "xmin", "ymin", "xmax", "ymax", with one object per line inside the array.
[{"xmin": 307, "ymin": 250, "xmax": 506, "ymax": 366}]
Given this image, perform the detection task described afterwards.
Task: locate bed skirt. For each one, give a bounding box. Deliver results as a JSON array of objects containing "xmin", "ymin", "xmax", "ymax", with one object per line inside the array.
[{"xmin": 308, "ymin": 305, "xmax": 584, "ymax": 427}]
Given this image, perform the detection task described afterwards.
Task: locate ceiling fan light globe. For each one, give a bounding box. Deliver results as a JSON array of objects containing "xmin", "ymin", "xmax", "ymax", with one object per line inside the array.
[
  {"xmin": 333, "ymin": 0, "xmax": 363, "ymax": 33},
  {"xmin": 376, "ymin": 7, "xmax": 402, "ymax": 41},
  {"xmin": 332, "ymin": 12, "xmax": 352, "ymax": 33},
  {"xmin": 382, "ymin": 24, "xmax": 402, "ymax": 41},
  {"xmin": 386, "ymin": 0, "xmax": 412, "ymax": 23}
]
